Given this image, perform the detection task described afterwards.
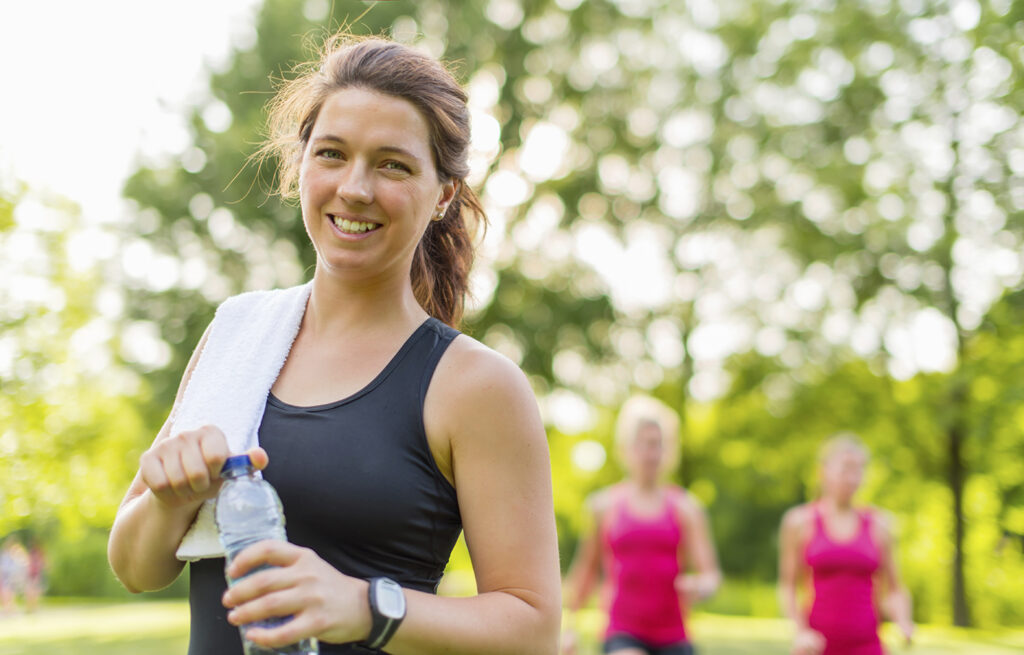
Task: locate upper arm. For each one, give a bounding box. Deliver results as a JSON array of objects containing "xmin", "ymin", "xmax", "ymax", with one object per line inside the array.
[
  {"xmin": 778, "ymin": 506, "xmax": 808, "ymax": 588},
  {"xmin": 118, "ymin": 324, "xmax": 212, "ymax": 507},
  {"xmin": 571, "ymin": 490, "xmax": 610, "ymax": 577},
  {"xmin": 677, "ymin": 493, "xmax": 719, "ymax": 574},
  {"xmin": 872, "ymin": 510, "xmax": 903, "ymax": 590},
  {"xmin": 424, "ymin": 339, "xmax": 560, "ymax": 607}
]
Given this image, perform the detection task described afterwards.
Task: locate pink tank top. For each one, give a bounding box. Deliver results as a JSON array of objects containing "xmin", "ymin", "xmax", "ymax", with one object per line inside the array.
[
  {"xmin": 600, "ymin": 485, "xmax": 688, "ymax": 646},
  {"xmin": 804, "ymin": 505, "xmax": 883, "ymax": 655}
]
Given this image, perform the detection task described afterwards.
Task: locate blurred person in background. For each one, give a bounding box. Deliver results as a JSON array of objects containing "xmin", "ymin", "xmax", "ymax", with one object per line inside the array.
[
  {"xmin": 107, "ymin": 34, "xmax": 560, "ymax": 655},
  {"xmin": 25, "ymin": 535, "xmax": 47, "ymax": 612},
  {"xmin": 778, "ymin": 433, "xmax": 914, "ymax": 655},
  {"xmin": 0, "ymin": 536, "xmax": 29, "ymax": 613},
  {"xmin": 562, "ymin": 394, "xmax": 721, "ymax": 655}
]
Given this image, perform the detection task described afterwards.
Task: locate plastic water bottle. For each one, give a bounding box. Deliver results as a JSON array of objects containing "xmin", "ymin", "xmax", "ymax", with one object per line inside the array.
[{"xmin": 215, "ymin": 454, "xmax": 318, "ymax": 655}]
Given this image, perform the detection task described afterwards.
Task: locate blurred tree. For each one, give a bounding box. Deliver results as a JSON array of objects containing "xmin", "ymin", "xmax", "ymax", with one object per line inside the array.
[{"xmin": 0, "ymin": 181, "xmax": 173, "ymax": 594}]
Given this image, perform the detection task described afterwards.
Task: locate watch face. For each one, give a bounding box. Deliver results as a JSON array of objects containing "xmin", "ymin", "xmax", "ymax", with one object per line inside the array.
[{"xmin": 375, "ymin": 579, "xmax": 406, "ymax": 619}]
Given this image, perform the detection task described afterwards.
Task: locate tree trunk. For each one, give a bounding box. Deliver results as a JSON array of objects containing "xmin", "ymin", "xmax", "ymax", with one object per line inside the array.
[
  {"xmin": 676, "ymin": 307, "xmax": 695, "ymax": 486},
  {"xmin": 948, "ymin": 387, "xmax": 970, "ymax": 627}
]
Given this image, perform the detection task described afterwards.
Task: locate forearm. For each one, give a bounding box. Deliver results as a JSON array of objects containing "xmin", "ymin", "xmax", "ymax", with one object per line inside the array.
[
  {"xmin": 884, "ymin": 586, "xmax": 913, "ymax": 625},
  {"xmin": 778, "ymin": 584, "xmax": 808, "ymax": 629},
  {"xmin": 107, "ymin": 491, "xmax": 198, "ymax": 592},
  {"xmin": 565, "ymin": 566, "xmax": 596, "ymax": 613},
  {"xmin": 385, "ymin": 588, "xmax": 560, "ymax": 655}
]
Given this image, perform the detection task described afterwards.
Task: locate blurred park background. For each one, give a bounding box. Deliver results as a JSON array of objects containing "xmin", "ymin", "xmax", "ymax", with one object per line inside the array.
[{"xmin": 2, "ymin": 0, "xmax": 1023, "ymax": 652}]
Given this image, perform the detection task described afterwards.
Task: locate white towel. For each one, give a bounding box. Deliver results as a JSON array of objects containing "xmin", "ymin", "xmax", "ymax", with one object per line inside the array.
[{"xmin": 173, "ymin": 281, "xmax": 312, "ymax": 561}]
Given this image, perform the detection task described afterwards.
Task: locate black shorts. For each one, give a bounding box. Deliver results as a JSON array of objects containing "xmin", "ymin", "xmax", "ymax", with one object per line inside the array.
[{"xmin": 603, "ymin": 633, "xmax": 695, "ymax": 655}]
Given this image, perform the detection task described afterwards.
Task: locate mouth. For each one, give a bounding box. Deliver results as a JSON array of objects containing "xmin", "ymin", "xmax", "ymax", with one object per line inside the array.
[{"xmin": 329, "ymin": 214, "xmax": 381, "ymax": 235}]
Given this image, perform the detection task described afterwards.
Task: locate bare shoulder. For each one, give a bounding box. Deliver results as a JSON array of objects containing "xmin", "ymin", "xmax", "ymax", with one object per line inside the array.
[
  {"xmin": 427, "ymin": 333, "xmax": 543, "ymax": 448},
  {"xmin": 432, "ymin": 334, "xmax": 534, "ymax": 408},
  {"xmin": 866, "ymin": 505, "xmax": 896, "ymax": 543},
  {"xmin": 585, "ymin": 486, "xmax": 617, "ymax": 520},
  {"xmin": 671, "ymin": 486, "xmax": 707, "ymax": 521},
  {"xmin": 781, "ymin": 503, "xmax": 814, "ymax": 533}
]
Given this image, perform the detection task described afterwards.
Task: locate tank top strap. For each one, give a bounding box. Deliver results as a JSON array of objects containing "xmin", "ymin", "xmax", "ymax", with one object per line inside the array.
[
  {"xmin": 596, "ymin": 484, "xmax": 624, "ymax": 540},
  {"xmin": 662, "ymin": 485, "xmax": 686, "ymax": 526},
  {"xmin": 415, "ymin": 318, "xmax": 460, "ymax": 403},
  {"xmin": 811, "ymin": 503, "xmax": 826, "ymax": 534},
  {"xmin": 858, "ymin": 507, "xmax": 874, "ymax": 533},
  {"xmin": 612, "ymin": 482, "xmax": 632, "ymax": 515}
]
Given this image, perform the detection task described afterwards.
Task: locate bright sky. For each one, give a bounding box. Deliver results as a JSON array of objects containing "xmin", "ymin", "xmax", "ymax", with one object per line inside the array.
[{"xmin": 0, "ymin": 0, "xmax": 262, "ymax": 222}]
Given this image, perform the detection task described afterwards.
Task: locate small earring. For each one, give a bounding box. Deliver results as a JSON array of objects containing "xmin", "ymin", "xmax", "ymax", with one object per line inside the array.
[{"xmin": 433, "ymin": 208, "xmax": 446, "ymax": 222}]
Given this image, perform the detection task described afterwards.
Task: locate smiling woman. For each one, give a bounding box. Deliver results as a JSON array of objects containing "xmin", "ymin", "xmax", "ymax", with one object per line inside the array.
[{"xmin": 107, "ymin": 34, "xmax": 561, "ymax": 655}]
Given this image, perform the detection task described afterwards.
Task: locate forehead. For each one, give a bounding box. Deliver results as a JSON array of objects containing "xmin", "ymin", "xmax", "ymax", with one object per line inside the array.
[
  {"xmin": 633, "ymin": 421, "xmax": 664, "ymax": 441},
  {"xmin": 311, "ymin": 87, "xmax": 433, "ymax": 156},
  {"xmin": 827, "ymin": 448, "xmax": 867, "ymax": 467}
]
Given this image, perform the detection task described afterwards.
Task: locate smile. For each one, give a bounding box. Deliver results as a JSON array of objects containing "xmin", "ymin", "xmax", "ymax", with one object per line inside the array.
[{"xmin": 331, "ymin": 215, "xmax": 381, "ymax": 234}]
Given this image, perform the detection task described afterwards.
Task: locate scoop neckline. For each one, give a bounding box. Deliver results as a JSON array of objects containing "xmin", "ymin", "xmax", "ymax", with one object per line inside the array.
[{"xmin": 267, "ymin": 317, "xmax": 437, "ymax": 411}]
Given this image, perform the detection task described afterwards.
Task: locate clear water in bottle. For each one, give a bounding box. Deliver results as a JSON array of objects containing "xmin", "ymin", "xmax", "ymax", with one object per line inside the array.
[{"xmin": 215, "ymin": 454, "xmax": 318, "ymax": 655}]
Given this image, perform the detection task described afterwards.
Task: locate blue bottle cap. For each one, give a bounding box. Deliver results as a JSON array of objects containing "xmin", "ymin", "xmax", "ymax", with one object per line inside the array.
[{"xmin": 221, "ymin": 454, "xmax": 253, "ymax": 476}]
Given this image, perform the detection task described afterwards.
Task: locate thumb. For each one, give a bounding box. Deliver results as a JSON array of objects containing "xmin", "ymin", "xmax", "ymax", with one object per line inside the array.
[{"xmin": 245, "ymin": 446, "xmax": 269, "ymax": 471}]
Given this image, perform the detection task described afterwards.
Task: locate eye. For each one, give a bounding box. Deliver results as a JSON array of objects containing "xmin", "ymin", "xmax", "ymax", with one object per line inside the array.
[
  {"xmin": 382, "ymin": 160, "xmax": 412, "ymax": 173},
  {"xmin": 316, "ymin": 148, "xmax": 343, "ymax": 160}
]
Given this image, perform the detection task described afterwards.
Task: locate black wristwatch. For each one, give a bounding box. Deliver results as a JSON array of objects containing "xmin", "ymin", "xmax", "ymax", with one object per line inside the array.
[{"xmin": 360, "ymin": 577, "xmax": 406, "ymax": 651}]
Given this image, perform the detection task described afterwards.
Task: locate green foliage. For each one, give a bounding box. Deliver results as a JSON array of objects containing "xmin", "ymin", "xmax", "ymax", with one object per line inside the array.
[
  {"xmin": 0, "ymin": 184, "xmax": 165, "ymax": 596},
  {"xmin": 100, "ymin": 0, "xmax": 1024, "ymax": 629},
  {"xmin": 45, "ymin": 529, "xmax": 187, "ymax": 599}
]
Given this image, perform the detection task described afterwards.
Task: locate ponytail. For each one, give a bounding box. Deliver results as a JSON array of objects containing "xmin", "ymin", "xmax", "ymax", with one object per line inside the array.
[{"xmin": 412, "ymin": 184, "xmax": 484, "ymax": 327}]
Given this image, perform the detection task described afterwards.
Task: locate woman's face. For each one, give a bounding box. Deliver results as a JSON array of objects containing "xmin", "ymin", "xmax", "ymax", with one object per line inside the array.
[
  {"xmin": 625, "ymin": 421, "xmax": 667, "ymax": 483},
  {"xmin": 299, "ymin": 87, "xmax": 455, "ymax": 282},
  {"xmin": 821, "ymin": 448, "xmax": 867, "ymax": 502}
]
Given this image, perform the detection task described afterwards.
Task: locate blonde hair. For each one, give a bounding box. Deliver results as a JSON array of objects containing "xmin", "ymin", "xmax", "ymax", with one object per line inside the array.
[
  {"xmin": 818, "ymin": 432, "xmax": 869, "ymax": 465},
  {"xmin": 614, "ymin": 394, "xmax": 681, "ymax": 469}
]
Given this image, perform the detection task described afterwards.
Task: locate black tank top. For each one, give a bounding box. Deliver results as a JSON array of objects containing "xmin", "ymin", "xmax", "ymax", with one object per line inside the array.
[{"xmin": 188, "ymin": 318, "xmax": 462, "ymax": 655}]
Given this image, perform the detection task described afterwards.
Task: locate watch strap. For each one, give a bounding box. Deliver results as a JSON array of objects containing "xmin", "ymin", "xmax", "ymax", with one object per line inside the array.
[{"xmin": 361, "ymin": 577, "xmax": 405, "ymax": 651}]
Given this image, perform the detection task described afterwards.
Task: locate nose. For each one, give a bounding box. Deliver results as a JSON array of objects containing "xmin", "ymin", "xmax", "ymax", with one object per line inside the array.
[{"xmin": 336, "ymin": 161, "xmax": 373, "ymax": 205}]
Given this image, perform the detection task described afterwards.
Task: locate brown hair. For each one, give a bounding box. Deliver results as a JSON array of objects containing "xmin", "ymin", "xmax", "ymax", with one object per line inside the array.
[{"xmin": 260, "ymin": 34, "xmax": 484, "ymax": 327}]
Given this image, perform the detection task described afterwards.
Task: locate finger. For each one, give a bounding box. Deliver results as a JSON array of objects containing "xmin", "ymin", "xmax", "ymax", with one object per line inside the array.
[
  {"xmin": 243, "ymin": 609, "xmax": 319, "ymax": 649},
  {"xmin": 197, "ymin": 426, "xmax": 230, "ymax": 476},
  {"xmin": 225, "ymin": 540, "xmax": 302, "ymax": 581},
  {"xmin": 223, "ymin": 564, "xmax": 293, "ymax": 609},
  {"xmin": 179, "ymin": 441, "xmax": 213, "ymax": 494},
  {"xmin": 160, "ymin": 443, "xmax": 195, "ymax": 498},
  {"xmin": 246, "ymin": 446, "xmax": 269, "ymax": 471},
  {"xmin": 227, "ymin": 585, "xmax": 305, "ymax": 627},
  {"xmin": 139, "ymin": 450, "xmax": 171, "ymax": 495}
]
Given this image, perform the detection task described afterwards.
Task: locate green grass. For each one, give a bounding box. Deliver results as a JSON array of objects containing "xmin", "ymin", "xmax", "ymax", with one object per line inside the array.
[
  {"xmin": 0, "ymin": 599, "xmax": 188, "ymax": 655},
  {"xmin": 571, "ymin": 609, "xmax": 1024, "ymax": 655},
  {"xmin": 1, "ymin": 600, "xmax": 1022, "ymax": 655}
]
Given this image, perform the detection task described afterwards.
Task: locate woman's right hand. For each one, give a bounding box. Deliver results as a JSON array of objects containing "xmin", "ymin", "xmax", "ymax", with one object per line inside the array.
[
  {"xmin": 792, "ymin": 627, "xmax": 825, "ymax": 655},
  {"xmin": 558, "ymin": 627, "xmax": 578, "ymax": 655},
  {"xmin": 138, "ymin": 425, "xmax": 267, "ymax": 509}
]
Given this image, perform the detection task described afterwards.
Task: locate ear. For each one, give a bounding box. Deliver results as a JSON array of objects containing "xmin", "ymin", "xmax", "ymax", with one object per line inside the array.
[{"xmin": 436, "ymin": 179, "xmax": 459, "ymax": 214}]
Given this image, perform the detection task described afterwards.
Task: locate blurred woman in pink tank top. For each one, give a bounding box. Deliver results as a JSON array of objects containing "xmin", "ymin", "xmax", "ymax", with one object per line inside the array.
[
  {"xmin": 563, "ymin": 395, "xmax": 722, "ymax": 655},
  {"xmin": 778, "ymin": 434, "xmax": 914, "ymax": 655}
]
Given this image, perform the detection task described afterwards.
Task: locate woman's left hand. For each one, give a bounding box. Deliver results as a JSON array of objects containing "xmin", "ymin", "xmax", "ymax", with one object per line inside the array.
[
  {"xmin": 897, "ymin": 617, "xmax": 914, "ymax": 646},
  {"xmin": 222, "ymin": 540, "xmax": 371, "ymax": 648},
  {"xmin": 675, "ymin": 573, "xmax": 713, "ymax": 603}
]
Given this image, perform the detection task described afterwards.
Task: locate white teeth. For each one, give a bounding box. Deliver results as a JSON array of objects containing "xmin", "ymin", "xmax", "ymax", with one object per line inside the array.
[{"xmin": 332, "ymin": 216, "xmax": 377, "ymax": 233}]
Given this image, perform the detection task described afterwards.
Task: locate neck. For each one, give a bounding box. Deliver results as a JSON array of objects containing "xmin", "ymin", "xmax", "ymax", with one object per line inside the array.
[
  {"xmin": 820, "ymin": 494, "xmax": 855, "ymax": 514},
  {"xmin": 306, "ymin": 266, "xmax": 429, "ymax": 336},
  {"xmin": 628, "ymin": 476, "xmax": 661, "ymax": 494}
]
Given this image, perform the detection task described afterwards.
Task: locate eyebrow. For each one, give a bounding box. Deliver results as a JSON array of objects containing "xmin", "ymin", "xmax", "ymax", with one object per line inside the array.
[{"xmin": 311, "ymin": 135, "xmax": 423, "ymax": 163}]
